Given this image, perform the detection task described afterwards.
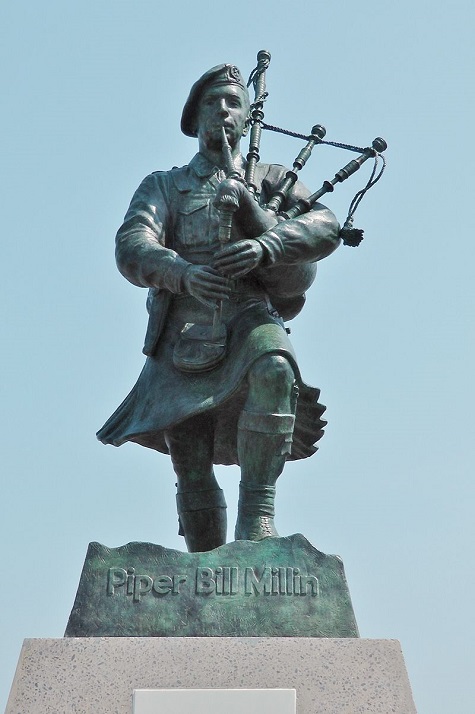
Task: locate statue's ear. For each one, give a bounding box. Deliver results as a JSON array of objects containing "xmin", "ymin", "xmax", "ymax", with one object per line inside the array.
[{"xmin": 242, "ymin": 114, "xmax": 251, "ymax": 137}]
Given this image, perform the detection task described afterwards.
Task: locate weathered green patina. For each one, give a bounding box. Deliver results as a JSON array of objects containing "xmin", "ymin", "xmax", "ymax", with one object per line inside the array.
[
  {"xmin": 65, "ymin": 535, "xmax": 358, "ymax": 638},
  {"xmin": 96, "ymin": 57, "xmax": 341, "ymax": 552}
]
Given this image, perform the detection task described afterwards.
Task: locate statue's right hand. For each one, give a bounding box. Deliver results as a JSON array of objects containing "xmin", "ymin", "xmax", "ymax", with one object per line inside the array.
[{"xmin": 183, "ymin": 265, "xmax": 231, "ymax": 308}]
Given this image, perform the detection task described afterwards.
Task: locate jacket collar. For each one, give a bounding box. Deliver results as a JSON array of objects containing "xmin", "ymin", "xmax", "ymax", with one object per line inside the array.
[{"xmin": 189, "ymin": 152, "xmax": 245, "ymax": 179}]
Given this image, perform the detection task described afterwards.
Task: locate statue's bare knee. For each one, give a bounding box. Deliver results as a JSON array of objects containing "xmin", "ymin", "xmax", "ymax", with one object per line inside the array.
[{"xmin": 246, "ymin": 354, "xmax": 295, "ymax": 413}]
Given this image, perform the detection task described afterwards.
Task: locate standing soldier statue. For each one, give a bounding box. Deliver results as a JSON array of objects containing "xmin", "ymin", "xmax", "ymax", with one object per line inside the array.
[{"xmin": 97, "ymin": 57, "xmax": 345, "ymax": 552}]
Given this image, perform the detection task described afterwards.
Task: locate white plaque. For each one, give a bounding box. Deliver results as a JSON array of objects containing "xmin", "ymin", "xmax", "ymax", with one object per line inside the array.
[{"xmin": 133, "ymin": 688, "xmax": 296, "ymax": 714}]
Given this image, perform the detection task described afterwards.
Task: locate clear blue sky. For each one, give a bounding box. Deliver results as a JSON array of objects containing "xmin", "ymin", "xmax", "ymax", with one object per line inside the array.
[{"xmin": 1, "ymin": 2, "xmax": 474, "ymax": 712}]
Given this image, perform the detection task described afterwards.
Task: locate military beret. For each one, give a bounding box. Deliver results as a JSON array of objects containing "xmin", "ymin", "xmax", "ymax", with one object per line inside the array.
[{"xmin": 181, "ymin": 63, "xmax": 248, "ymax": 137}]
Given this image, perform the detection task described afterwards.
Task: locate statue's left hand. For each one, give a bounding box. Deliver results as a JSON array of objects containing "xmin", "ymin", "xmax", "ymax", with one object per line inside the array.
[{"xmin": 212, "ymin": 239, "xmax": 264, "ymax": 278}]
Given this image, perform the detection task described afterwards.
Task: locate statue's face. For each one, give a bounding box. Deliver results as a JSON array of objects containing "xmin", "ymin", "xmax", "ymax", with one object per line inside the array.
[{"xmin": 195, "ymin": 84, "xmax": 250, "ymax": 151}]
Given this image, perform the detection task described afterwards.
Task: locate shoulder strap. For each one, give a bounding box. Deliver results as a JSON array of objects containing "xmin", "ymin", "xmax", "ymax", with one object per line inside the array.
[{"xmin": 170, "ymin": 165, "xmax": 191, "ymax": 193}]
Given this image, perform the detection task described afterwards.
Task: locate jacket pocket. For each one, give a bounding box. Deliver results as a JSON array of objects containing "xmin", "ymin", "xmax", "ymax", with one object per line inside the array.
[{"xmin": 175, "ymin": 197, "xmax": 211, "ymax": 247}]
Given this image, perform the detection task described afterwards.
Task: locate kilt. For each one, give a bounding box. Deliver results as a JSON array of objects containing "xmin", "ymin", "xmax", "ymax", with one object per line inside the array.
[{"xmin": 97, "ymin": 292, "xmax": 326, "ymax": 465}]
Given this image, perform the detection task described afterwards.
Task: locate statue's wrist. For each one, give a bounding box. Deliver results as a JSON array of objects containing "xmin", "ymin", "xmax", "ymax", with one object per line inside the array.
[{"xmin": 181, "ymin": 263, "xmax": 195, "ymax": 293}]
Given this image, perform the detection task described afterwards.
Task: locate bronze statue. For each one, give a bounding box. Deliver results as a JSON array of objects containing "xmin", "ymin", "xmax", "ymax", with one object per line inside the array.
[{"xmin": 97, "ymin": 58, "xmax": 342, "ymax": 552}]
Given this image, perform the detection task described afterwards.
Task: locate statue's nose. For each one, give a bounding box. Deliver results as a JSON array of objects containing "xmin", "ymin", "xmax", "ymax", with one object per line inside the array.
[{"xmin": 217, "ymin": 100, "xmax": 229, "ymax": 116}]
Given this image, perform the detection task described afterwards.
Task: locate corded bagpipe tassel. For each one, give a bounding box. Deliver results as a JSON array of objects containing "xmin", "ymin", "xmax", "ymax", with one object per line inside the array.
[{"xmin": 339, "ymin": 216, "xmax": 364, "ymax": 247}]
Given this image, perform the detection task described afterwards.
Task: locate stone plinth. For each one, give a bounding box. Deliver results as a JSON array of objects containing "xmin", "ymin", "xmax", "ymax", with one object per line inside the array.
[{"xmin": 6, "ymin": 637, "xmax": 417, "ymax": 713}]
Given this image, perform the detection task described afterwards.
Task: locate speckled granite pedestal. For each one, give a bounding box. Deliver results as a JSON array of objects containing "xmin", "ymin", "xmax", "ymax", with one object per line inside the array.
[{"xmin": 6, "ymin": 637, "xmax": 417, "ymax": 713}]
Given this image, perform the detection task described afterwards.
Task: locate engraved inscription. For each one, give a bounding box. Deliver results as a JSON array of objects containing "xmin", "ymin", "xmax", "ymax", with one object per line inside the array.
[
  {"xmin": 106, "ymin": 564, "xmax": 319, "ymax": 601},
  {"xmin": 107, "ymin": 568, "xmax": 187, "ymax": 601},
  {"xmin": 244, "ymin": 567, "xmax": 319, "ymax": 596},
  {"xmin": 196, "ymin": 567, "xmax": 239, "ymax": 594}
]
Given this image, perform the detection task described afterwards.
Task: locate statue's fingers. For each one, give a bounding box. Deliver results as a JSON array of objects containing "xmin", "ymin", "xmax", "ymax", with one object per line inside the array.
[
  {"xmin": 219, "ymin": 257, "xmax": 257, "ymax": 278},
  {"xmin": 213, "ymin": 249, "xmax": 253, "ymax": 269},
  {"xmin": 224, "ymin": 265, "xmax": 253, "ymax": 278},
  {"xmin": 213, "ymin": 252, "xmax": 239, "ymax": 268},
  {"xmin": 195, "ymin": 273, "xmax": 230, "ymax": 288},
  {"xmin": 201, "ymin": 266, "xmax": 225, "ymax": 277},
  {"xmin": 196, "ymin": 282, "xmax": 231, "ymax": 299},
  {"xmin": 217, "ymin": 259, "xmax": 256, "ymax": 275}
]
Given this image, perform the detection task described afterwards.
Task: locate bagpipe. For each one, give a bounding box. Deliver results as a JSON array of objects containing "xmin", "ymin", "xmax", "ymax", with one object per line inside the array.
[
  {"xmin": 214, "ymin": 49, "xmax": 387, "ymax": 325},
  {"xmin": 220, "ymin": 49, "xmax": 387, "ymax": 248}
]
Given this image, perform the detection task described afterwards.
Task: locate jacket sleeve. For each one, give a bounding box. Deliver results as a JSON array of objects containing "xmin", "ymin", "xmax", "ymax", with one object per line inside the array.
[
  {"xmin": 256, "ymin": 170, "xmax": 341, "ymax": 266},
  {"xmin": 115, "ymin": 172, "xmax": 190, "ymax": 293}
]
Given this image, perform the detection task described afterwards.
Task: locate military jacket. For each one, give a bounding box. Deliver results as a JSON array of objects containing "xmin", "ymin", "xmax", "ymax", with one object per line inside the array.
[{"xmin": 114, "ymin": 153, "xmax": 340, "ymax": 354}]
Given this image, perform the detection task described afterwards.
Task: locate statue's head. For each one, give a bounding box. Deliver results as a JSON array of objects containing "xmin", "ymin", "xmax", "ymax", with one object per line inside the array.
[{"xmin": 181, "ymin": 64, "xmax": 250, "ymax": 147}]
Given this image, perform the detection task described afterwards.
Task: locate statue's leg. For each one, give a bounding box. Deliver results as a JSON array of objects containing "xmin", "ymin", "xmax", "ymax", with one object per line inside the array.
[
  {"xmin": 235, "ymin": 354, "xmax": 297, "ymax": 541},
  {"xmin": 165, "ymin": 413, "xmax": 227, "ymax": 552}
]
